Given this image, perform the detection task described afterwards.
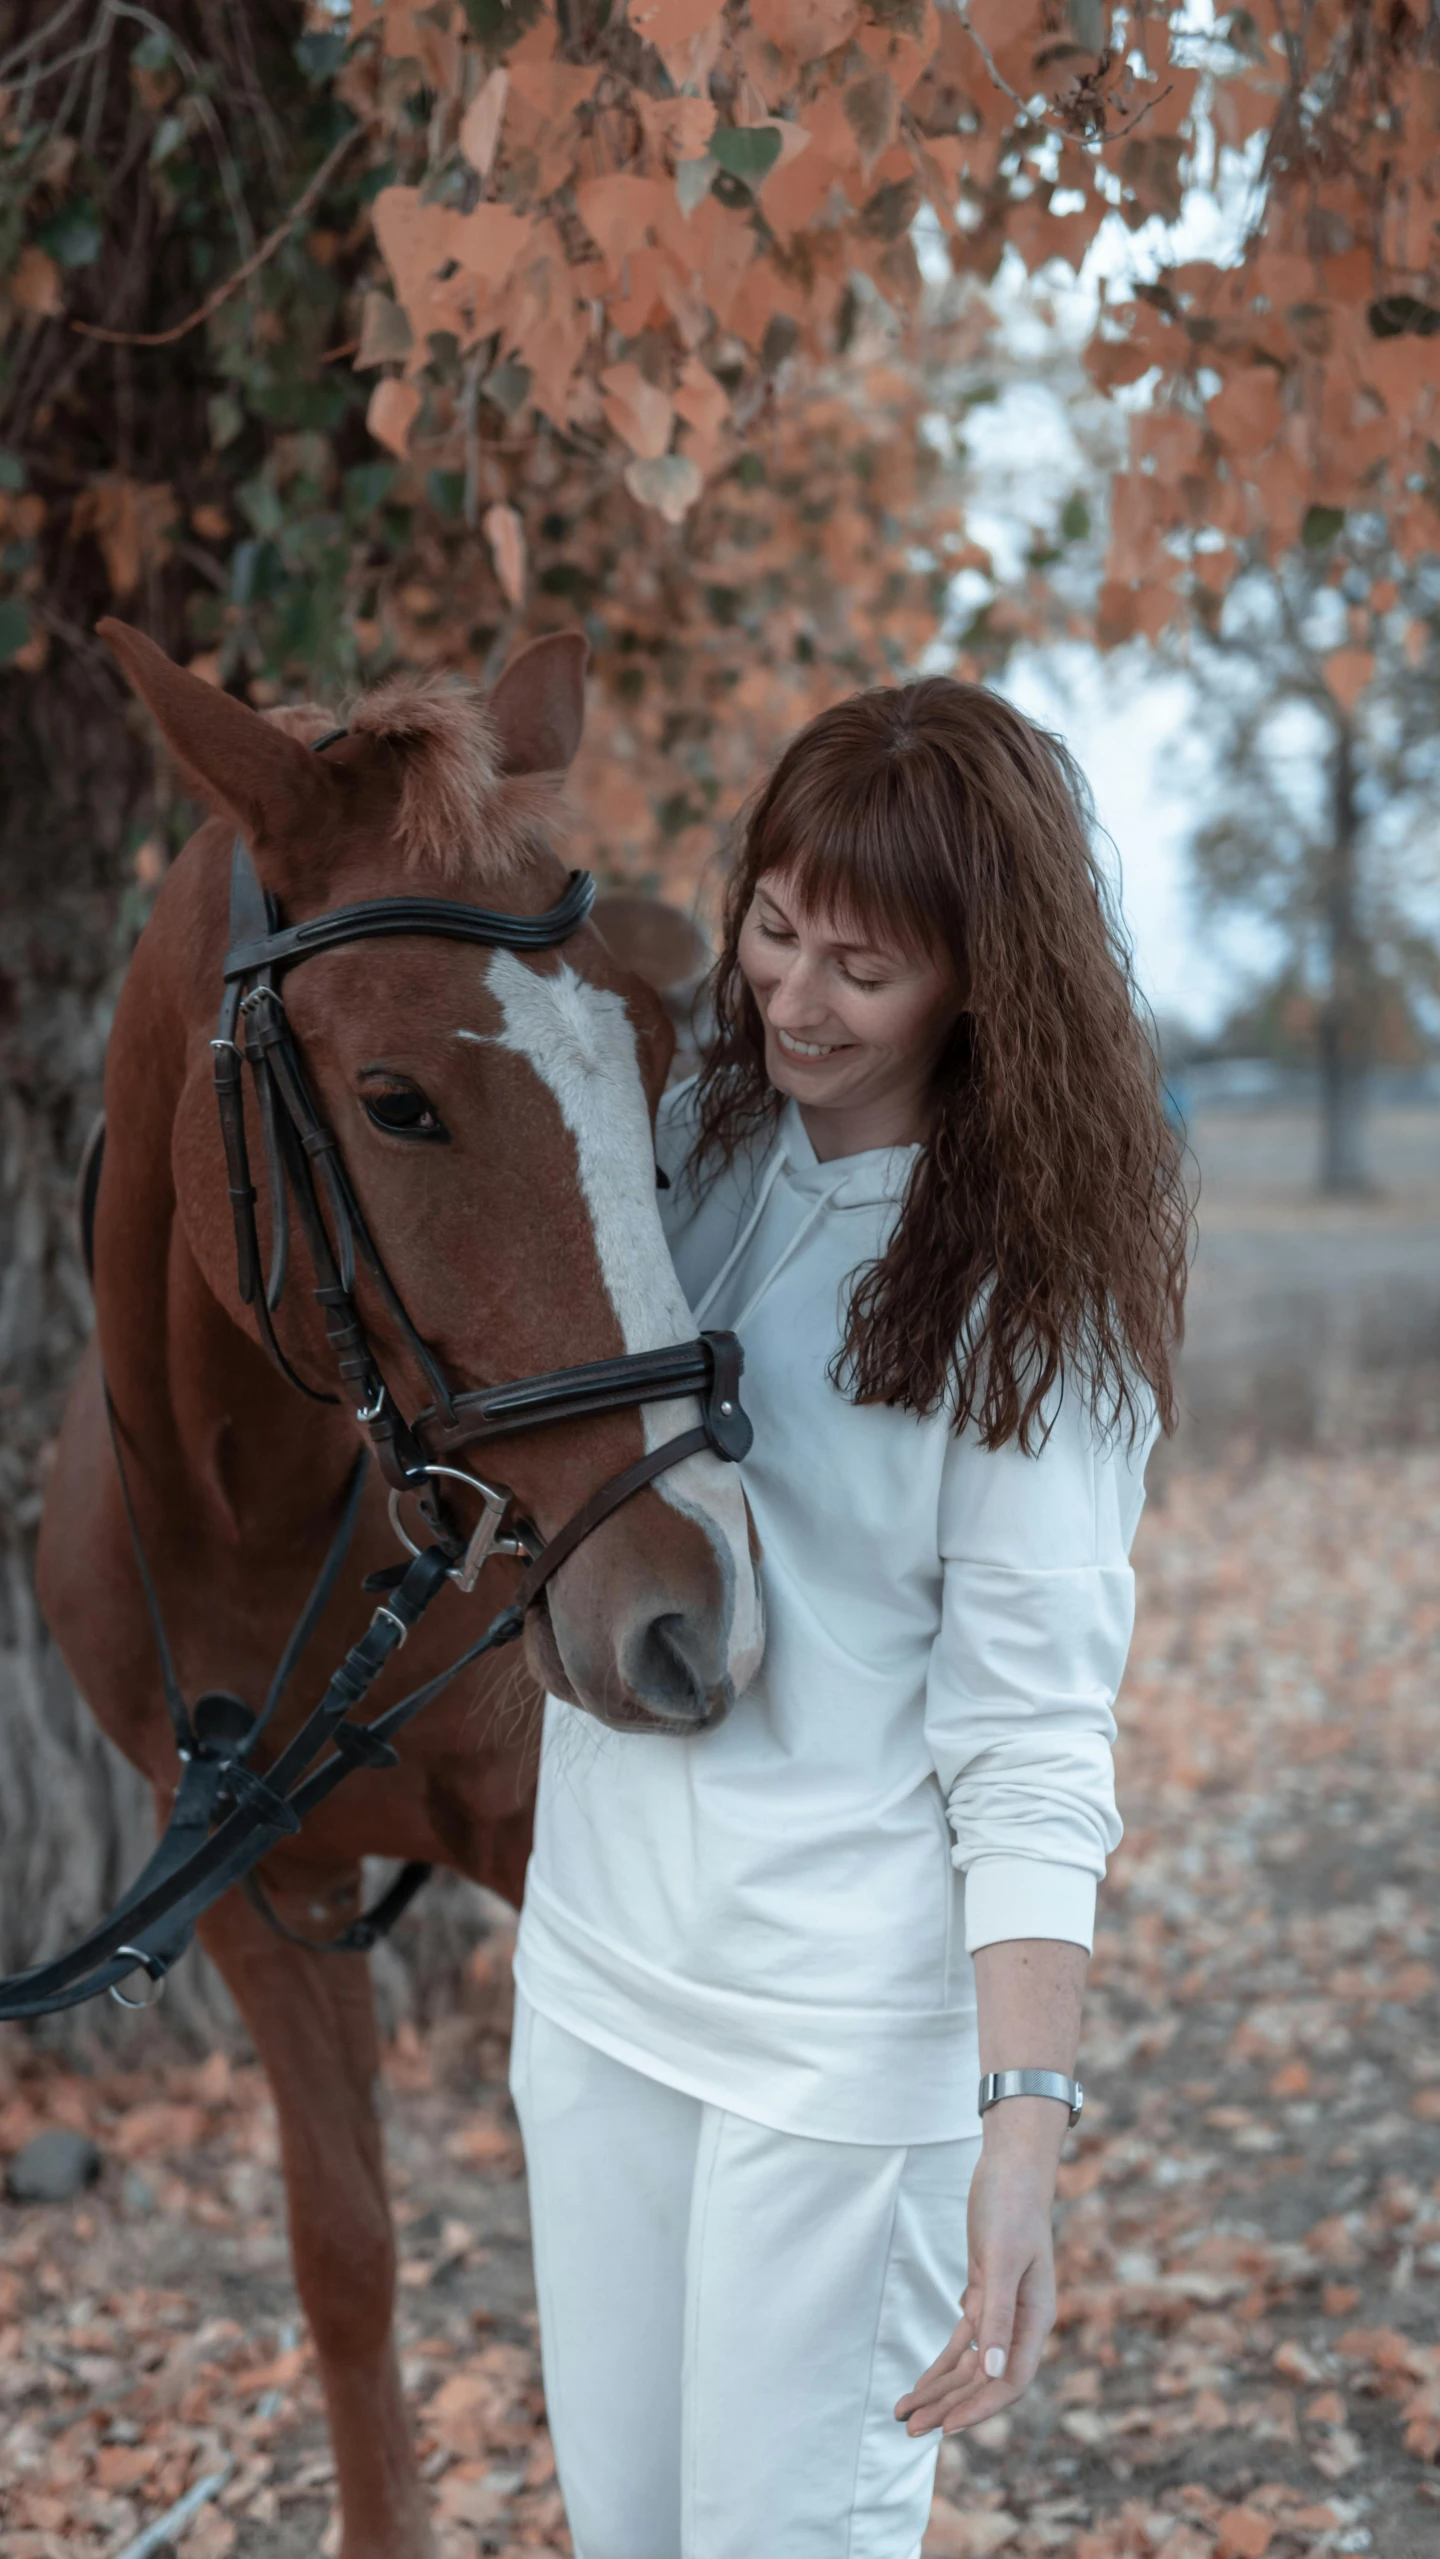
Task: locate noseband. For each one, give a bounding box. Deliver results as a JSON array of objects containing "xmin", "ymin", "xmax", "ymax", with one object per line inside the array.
[{"xmin": 0, "ymin": 738, "xmax": 754, "ymax": 2022}]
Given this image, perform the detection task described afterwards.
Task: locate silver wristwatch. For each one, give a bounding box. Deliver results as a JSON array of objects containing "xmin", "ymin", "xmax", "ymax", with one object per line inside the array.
[{"xmin": 978, "ymin": 2069, "xmax": 1083, "ymax": 2126}]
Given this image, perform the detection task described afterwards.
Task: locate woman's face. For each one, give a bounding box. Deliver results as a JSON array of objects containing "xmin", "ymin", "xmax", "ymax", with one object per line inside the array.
[{"xmin": 736, "ymin": 866, "xmax": 962, "ymax": 1141}]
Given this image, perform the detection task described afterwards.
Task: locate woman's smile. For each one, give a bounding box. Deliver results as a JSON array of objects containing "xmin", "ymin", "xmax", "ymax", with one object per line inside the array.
[{"xmin": 772, "ymin": 1024, "xmax": 848, "ymax": 1061}]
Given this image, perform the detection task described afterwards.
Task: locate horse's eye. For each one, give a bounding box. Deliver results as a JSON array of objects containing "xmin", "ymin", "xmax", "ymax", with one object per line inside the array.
[
  {"xmin": 364, "ymin": 1087, "xmax": 449, "ymax": 1142},
  {"xmin": 656, "ymin": 1163, "xmax": 671, "ymax": 1190}
]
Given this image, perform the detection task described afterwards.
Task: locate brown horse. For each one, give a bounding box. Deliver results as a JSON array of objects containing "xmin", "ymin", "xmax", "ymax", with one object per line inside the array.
[{"xmin": 35, "ymin": 622, "xmax": 763, "ymax": 2559}]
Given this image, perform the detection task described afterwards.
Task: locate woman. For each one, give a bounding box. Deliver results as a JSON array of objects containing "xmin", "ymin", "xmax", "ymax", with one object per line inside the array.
[{"xmin": 510, "ymin": 678, "xmax": 1189, "ymax": 2559}]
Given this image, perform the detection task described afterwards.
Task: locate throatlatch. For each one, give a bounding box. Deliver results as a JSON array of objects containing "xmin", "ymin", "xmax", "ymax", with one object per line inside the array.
[{"xmin": 0, "ymin": 736, "xmax": 752, "ymax": 2021}]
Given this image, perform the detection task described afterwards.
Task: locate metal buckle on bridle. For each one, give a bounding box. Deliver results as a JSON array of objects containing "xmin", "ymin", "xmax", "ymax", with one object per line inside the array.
[
  {"xmin": 109, "ymin": 1946, "xmax": 168, "ymax": 2010},
  {"xmin": 387, "ymin": 1463, "xmax": 531, "ymax": 1594}
]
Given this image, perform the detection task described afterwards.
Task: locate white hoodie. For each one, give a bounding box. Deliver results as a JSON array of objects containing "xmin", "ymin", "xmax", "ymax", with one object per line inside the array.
[{"xmin": 514, "ymin": 1084, "xmax": 1156, "ymax": 2144}]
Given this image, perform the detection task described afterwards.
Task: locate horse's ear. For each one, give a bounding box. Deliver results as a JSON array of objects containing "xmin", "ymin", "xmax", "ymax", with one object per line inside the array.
[
  {"xmin": 487, "ymin": 630, "xmax": 588, "ymax": 776},
  {"xmin": 98, "ymin": 619, "xmax": 337, "ymax": 855}
]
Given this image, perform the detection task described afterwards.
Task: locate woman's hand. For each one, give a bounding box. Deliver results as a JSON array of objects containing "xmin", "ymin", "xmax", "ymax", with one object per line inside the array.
[{"xmin": 895, "ymin": 2097, "xmax": 1064, "ymax": 2437}]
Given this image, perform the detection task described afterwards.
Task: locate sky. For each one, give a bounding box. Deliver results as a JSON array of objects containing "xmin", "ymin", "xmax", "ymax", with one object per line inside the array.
[
  {"xmin": 1000, "ymin": 645, "xmax": 1274, "ymax": 1036},
  {"xmin": 936, "ymin": 117, "xmax": 1273, "ymax": 1040}
]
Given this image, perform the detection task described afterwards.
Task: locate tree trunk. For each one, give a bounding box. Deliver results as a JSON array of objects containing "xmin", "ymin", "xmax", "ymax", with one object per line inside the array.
[
  {"xmin": 1317, "ymin": 718, "xmax": 1370, "ymax": 1196},
  {"xmin": 0, "ymin": 653, "xmax": 228, "ymax": 2049}
]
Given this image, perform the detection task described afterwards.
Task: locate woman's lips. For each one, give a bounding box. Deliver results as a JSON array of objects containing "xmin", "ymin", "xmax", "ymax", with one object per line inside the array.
[{"xmin": 772, "ymin": 1024, "xmax": 849, "ymax": 1060}]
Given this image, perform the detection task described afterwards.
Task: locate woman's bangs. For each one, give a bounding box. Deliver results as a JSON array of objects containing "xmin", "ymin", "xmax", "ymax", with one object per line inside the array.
[{"xmin": 761, "ymin": 779, "xmax": 942, "ymax": 964}]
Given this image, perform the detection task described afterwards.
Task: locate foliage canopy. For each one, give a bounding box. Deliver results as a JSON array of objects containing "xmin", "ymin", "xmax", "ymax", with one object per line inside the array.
[{"xmin": 3, "ymin": 1, "xmax": 1440, "ymax": 883}]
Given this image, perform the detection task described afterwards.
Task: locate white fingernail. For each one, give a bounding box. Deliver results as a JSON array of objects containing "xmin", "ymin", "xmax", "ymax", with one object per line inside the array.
[{"xmin": 983, "ymin": 2347, "xmax": 1007, "ymax": 2379}]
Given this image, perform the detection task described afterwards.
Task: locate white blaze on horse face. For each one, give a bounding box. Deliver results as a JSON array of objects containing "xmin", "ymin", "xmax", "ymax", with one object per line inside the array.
[{"xmin": 463, "ymin": 950, "xmax": 763, "ymax": 1690}]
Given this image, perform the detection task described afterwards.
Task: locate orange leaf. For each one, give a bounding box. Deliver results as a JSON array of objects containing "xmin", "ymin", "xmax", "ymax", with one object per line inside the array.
[
  {"xmin": 601, "ymin": 360, "xmax": 674, "ymax": 460},
  {"xmin": 629, "ymin": 0, "xmax": 726, "ymax": 87},
  {"xmin": 1324, "ymin": 646, "xmax": 1373, "ymax": 712},
  {"xmin": 444, "ymin": 201, "xmax": 532, "ymax": 290},
  {"xmin": 374, "ymin": 190, "xmax": 529, "ymax": 356},
  {"xmin": 367, "ymin": 376, "xmax": 422, "ymax": 458},
  {"xmin": 674, "ymin": 356, "xmax": 729, "ymax": 436},
  {"xmin": 1215, "ymin": 2511, "xmax": 1275, "ymax": 2559},
  {"xmin": 573, "ymin": 173, "xmax": 686, "ymax": 281},
  {"xmin": 843, "ymin": 70, "xmax": 898, "ymax": 175},
  {"xmin": 71, "ymin": 477, "xmax": 175, "ymax": 599},
  {"xmin": 635, "ymin": 91, "xmax": 717, "ymax": 164},
  {"xmin": 507, "ymin": 57, "xmax": 601, "ymax": 124},
  {"xmin": 382, "ymin": 0, "xmax": 461, "ymax": 93},
  {"xmin": 610, "ymin": 244, "xmax": 669, "ymax": 336},
  {"xmin": 750, "ymin": 0, "xmax": 861, "ymax": 63},
  {"xmin": 1208, "ymin": 364, "xmax": 1284, "ymax": 454},
  {"xmin": 758, "ymin": 131, "xmax": 837, "ymax": 240},
  {"xmin": 922, "ymin": 2501, "xmax": 1021, "ymax": 2558},
  {"xmin": 483, "ymin": 502, "xmax": 527, "ymax": 607},
  {"xmin": 855, "ymin": 3, "xmax": 936, "ymax": 99},
  {"xmin": 11, "ymin": 244, "xmax": 63, "ymax": 317},
  {"xmin": 460, "ymin": 67, "xmax": 509, "ymax": 179}
]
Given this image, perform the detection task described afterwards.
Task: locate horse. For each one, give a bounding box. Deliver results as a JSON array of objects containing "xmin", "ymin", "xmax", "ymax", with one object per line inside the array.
[{"xmin": 33, "ymin": 620, "xmax": 764, "ymax": 2559}]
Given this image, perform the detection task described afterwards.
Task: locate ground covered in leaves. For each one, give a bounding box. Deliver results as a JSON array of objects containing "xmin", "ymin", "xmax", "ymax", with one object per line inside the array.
[{"xmin": 2, "ymin": 1449, "xmax": 1438, "ymax": 2559}]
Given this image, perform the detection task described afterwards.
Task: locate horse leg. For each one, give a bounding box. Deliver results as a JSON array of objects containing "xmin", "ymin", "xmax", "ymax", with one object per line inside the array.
[{"xmin": 201, "ymin": 1874, "xmax": 433, "ymax": 2559}]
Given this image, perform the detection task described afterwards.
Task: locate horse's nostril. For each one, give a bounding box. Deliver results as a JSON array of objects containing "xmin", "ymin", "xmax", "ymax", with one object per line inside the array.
[{"xmin": 625, "ymin": 1609, "xmax": 719, "ymax": 1726}]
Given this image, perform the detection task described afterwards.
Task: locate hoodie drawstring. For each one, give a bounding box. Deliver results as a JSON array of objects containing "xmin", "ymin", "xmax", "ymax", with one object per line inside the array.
[
  {"xmin": 690, "ymin": 1145, "xmax": 790, "ymax": 1329},
  {"xmin": 730, "ymin": 1192, "xmax": 833, "ymax": 1335}
]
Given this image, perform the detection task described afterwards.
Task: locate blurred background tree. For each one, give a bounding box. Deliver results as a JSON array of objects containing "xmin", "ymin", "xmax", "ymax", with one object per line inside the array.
[{"xmin": 1182, "ymin": 527, "xmax": 1440, "ymax": 1194}]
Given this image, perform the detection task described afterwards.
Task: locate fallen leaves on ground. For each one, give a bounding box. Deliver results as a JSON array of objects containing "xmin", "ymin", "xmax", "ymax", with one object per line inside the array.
[
  {"xmin": 3, "ymin": 1451, "xmax": 1438, "ymax": 2557},
  {"xmin": 923, "ymin": 1449, "xmax": 1440, "ymax": 2558}
]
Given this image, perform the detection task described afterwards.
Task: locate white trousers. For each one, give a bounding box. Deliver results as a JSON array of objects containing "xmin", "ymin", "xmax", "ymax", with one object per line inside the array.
[{"xmin": 510, "ymin": 1991, "xmax": 982, "ymax": 2559}]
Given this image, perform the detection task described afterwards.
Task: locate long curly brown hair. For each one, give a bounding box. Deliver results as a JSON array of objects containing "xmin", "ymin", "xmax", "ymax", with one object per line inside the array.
[{"xmin": 689, "ymin": 677, "xmax": 1190, "ymax": 1451}]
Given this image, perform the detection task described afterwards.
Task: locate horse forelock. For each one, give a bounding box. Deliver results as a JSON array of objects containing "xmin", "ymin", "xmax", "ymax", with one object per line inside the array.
[
  {"xmin": 344, "ymin": 670, "xmax": 568, "ymax": 882},
  {"xmin": 261, "ymin": 701, "xmax": 341, "ymax": 746}
]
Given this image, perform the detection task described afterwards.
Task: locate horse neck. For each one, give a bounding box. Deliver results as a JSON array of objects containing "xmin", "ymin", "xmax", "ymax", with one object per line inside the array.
[{"xmin": 97, "ymin": 877, "xmax": 359, "ymax": 1558}]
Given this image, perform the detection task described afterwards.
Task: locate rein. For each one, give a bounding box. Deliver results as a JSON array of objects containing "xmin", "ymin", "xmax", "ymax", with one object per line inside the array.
[{"xmin": 0, "ymin": 749, "xmax": 752, "ymax": 2019}]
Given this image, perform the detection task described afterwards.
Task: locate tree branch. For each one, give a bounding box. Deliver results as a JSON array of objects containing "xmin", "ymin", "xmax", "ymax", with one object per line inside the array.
[
  {"xmin": 70, "ymin": 122, "xmax": 369, "ymax": 348},
  {"xmin": 956, "ymin": 8, "xmax": 1175, "ymax": 146}
]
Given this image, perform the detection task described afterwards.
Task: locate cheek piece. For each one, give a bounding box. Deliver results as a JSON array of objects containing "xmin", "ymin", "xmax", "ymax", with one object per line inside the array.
[{"xmin": 0, "ymin": 731, "xmax": 753, "ymax": 2022}]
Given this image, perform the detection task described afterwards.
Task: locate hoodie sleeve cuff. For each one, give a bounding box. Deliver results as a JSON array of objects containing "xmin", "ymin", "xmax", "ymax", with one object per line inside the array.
[{"xmin": 962, "ymin": 1856, "xmax": 1098, "ymax": 1955}]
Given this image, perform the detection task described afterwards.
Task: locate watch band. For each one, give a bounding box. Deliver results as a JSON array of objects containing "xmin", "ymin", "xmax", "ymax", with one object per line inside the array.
[{"xmin": 978, "ymin": 2069, "xmax": 1083, "ymax": 2127}]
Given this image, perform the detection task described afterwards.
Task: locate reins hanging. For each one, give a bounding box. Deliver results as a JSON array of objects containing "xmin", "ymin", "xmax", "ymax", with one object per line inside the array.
[{"xmin": 1, "ymin": 742, "xmax": 753, "ymax": 2021}]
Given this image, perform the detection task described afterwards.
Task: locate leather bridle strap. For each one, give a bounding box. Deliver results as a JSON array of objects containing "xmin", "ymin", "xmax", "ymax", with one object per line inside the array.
[
  {"xmin": 417, "ymin": 1331, "xmax": 750, "ymax": 1462},
  {"xmin": 223, "ymin": 867, "xmax": 598, "ymax": 977},
  {"xmin": 0, "ymin": 1543, "xmax": 457, "ymax": 2019},
  {"xmin": 502, "ymin": 1422, "xmax": 717, "ymax": 1623},
  {"xmin": 0, "ymin": 1401, "xmax": 746, "ymax": 2016}
]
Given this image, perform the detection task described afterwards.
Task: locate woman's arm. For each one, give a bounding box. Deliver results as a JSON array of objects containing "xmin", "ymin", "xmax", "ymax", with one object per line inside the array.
[
  {"xmin": 903, "ymin": 1389, "xmax": 1155, "ymax": 2436},
  {"xmin": 895, "ymin": 1937, "xmax": 1086, "ymax": 2436}
]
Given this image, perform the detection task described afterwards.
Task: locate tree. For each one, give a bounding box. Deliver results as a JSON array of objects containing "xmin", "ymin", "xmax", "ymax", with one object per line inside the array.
[{"xmin": 1181, "ymin": 522, "xmax": 1440, "ymax": 1193}]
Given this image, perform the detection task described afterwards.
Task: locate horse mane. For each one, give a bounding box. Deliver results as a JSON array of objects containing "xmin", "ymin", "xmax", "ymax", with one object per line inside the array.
[{"xmin": 262, "ymin": 675, "xmax": 568, "ymax": 882}]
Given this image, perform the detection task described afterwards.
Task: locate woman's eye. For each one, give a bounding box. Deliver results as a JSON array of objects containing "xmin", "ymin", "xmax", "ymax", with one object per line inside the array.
[{"xmin": 364, "ymin": 1088, "xmax": 449, "ymax": 1141}]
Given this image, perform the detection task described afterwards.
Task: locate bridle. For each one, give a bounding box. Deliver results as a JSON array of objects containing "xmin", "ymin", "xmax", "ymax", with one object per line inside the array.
[
  {"xmin": 213, "ymin": 731, "xmax": 750, "ymax": 1606},
  {"xmin": 0, "ymin": 740, "xmax": 753, "ymax": 2021}
]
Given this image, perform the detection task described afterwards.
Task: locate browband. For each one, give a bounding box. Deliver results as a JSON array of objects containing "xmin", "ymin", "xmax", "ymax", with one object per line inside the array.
[{"xmin": 224, "ymin": 866, "xmax": 597, "ymax": 980}]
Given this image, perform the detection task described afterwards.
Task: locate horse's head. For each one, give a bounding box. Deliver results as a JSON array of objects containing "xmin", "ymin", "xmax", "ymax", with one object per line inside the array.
[{"xmin": 100, "ymin": 620, "xmax": 763, "ymax": 1735}]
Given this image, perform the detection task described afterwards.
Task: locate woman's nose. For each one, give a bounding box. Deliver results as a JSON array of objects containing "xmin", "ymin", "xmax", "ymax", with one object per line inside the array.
[{"xmin": 767, "ymin": 954, "xmax": 825, "ymax": 1027}]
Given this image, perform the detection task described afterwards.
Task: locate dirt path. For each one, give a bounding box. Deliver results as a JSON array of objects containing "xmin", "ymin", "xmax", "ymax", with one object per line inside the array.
[{"xmin": 3, "ymin": 1450, "xmax": 1438, "ymax": 2559}]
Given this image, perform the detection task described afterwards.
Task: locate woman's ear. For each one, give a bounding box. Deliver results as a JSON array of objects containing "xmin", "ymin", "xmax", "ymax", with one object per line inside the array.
[{"xmin": 99, "ymin": 620, "xmax": 340, "ymax": 874}]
